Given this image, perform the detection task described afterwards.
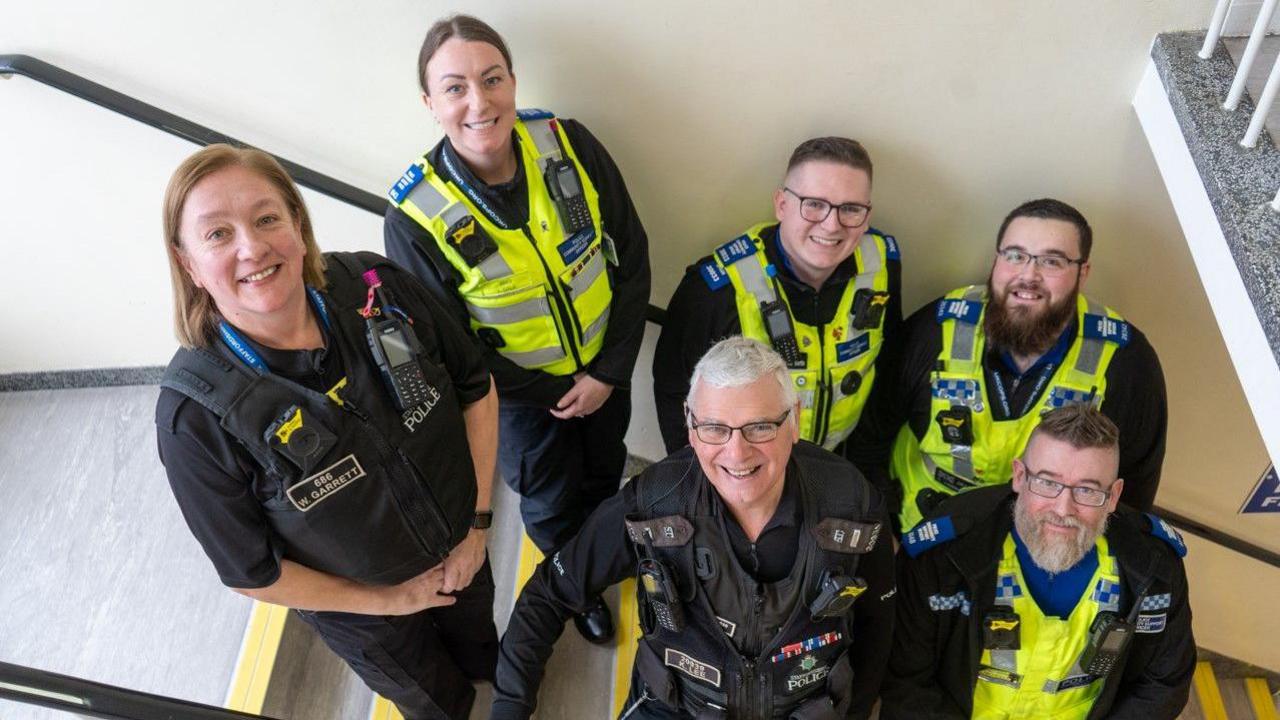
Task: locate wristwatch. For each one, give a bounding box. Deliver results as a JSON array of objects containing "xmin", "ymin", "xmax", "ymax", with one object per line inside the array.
[{"xmin": 472, "ymin": 510, "xmax": 494, "ymax": 530}]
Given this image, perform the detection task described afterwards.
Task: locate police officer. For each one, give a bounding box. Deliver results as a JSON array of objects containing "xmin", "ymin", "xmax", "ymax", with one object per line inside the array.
[
  {"xmin": 493, "ymin": 337, "xmax": 895, "ymax": 719},
  {"xmin": 384, "ymin": 14, "xmax": 651, "ymax": 643},
  {"xmin": 155, "ymin": 145, "xmax": 498, "ymax": 720},
  {"xmin": 654, "ymin": 137, "xmax": 902, "ymax": 456},
  {"xmin": 850, "ymin": 198, "xmax": 1167, "ymax": 531},
  {"xmin": 883, "ymin": 405, "xmax": 1194, "ymax": 719}
]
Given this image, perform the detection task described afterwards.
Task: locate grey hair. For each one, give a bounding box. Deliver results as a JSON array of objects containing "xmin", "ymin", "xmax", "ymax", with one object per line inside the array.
[{"xmin": 686, "ymin": 336, "xmax": 797, "ymax": 416}]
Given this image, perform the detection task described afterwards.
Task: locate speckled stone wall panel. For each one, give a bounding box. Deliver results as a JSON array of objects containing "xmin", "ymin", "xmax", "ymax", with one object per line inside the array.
[
  {"xmin": 0, "ymin": 366, "xmax": 164, "ymax": 392},
  {"xmin": 1151, "ymin": 32, "xmax": 1280, "ymax": 368}
]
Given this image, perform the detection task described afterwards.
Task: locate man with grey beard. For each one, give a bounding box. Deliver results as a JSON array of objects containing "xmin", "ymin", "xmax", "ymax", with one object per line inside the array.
[
  {"xmin": 849, "ymin": 198, "xmax": 1167, "ymax": 532},
  {"xmin": 882, "ymin": 405, "xmax": 1194, "ymax": 720}
]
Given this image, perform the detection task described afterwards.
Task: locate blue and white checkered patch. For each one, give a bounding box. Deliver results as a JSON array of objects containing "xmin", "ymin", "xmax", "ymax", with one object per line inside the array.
[
  {"xmin": 1092, "ymin": 578, "xmax": 1121, "ymax": 609},
  {"xmin": 928, "ymin": 592, "xmax": 971, "ymax": 615},
  {"xmin": 932, "ymin": 379, "xmax": 979, "ymax": 404},
  {"xmin": 1047, "ymin": 386, "xmax": 1095, "ymax": 409},
  {"xmin": 1140, "ymin": 593, "xmax": 1172, "ymax": 611},
  {"xmin": 995, "ymin": 574, "xmax": 1023, "ymax": 603}
]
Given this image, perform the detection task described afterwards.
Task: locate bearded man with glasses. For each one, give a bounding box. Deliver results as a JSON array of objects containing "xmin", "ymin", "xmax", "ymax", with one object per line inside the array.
[
  {"xmin": 493, "ymin": 337, "xmax": 895, "ymax": 719},
  {"xmin": 849, "ymin": 198, "xmax": 1167, "ymax": 532},
  {"xmin": 883, "ymin": 405, "xmax": 1194, "ymax": 720},
  {"xmin": 654, "ymin": 137, "xmax": 902, "ymax": 459}
]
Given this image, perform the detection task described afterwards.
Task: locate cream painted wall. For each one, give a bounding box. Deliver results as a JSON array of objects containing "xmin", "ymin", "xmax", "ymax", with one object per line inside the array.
[{"xmin": 4, "ymin": 0, "xmax": 1277, "ymax": 668}]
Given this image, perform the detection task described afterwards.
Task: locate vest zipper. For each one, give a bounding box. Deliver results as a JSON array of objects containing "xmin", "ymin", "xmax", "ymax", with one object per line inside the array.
[
  {"xmin": 520, "ymin": 225, "xmax": 584, "ymax": 371},
  {"xmin": 813, "ymin": 321, "xmax": 831, "ymax": 445}
]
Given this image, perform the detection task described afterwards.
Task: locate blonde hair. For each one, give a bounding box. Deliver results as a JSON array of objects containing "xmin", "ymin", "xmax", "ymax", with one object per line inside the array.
[{"xmin": 162, "ymin": 144, "xmax": 326, "ymax": 348}]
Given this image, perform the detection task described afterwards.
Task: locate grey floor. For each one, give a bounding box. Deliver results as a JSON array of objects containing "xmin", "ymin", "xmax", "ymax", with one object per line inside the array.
[
  {"xmin": 0, "ymin": 383, "xmax": 629, "ymax": 719},
  {"xmin": 1223, "ymin": 36, "xmax": 1280, "ymax": 143}
]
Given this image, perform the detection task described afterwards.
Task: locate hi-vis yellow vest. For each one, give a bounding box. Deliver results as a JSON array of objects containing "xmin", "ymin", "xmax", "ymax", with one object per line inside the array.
[
  {"xmin": 971, "ymin": 534, "xmax": 1119, "ymax": 719},
  {"xmin": 892, "ymin": 286, "xmax": 1128, "ymax": 529},
  {"xmin": 699, "ymin": 222, "xmax": 897, "ymax": 449},
  {"xmin": 389, "ymin": 110, "xmax": 612, "ymax": 377}
]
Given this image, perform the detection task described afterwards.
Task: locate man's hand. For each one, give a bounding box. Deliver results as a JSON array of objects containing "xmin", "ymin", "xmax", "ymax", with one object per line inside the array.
[
  {"xmin": 380, "ymin": 566, "xmax": 456, "ymax": 615},
  {"xmin": 440, "ymin": 528, "xmax": 487, "ymax": 594},
  {"xmin": 550, "ymin": 373, "xmax": 614, "ymax": 420}
]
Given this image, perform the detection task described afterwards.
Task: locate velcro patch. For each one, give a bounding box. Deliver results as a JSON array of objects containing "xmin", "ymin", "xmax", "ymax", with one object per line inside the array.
[
  {"xmin": 557, "ymin": 228, "xmax": 594, "ymax": 266},
  {"xmin": 516, "ymin": 108, "xmax": 554, "ymax": 121},
  {"xmin": 1049, "ymin": 674, "xmax": 1100, "ymax": 693},
  {"xmin": 714, "ymin": 235, "xmax": 757, "ymax": 267},
  {"xmin": 932, "ymin": 378, "xmax": 979, "ymax": 404},
  {"xmin": 882, "ymin": 234, "xmax": 901, "ymax": 261},
  {"xmin": 1136, "ymin": 612, "xmax": 1167, "ymax": 633},
  {"xmin": 902, "ymin": 515, "xmax": 957, "ymax": 557},
  {"xmin": 1144, "ymin": 514, "xmax": 1188, "ymax": 557},
  {"xmin": 927, "ymin": 591, "xmax": 970, "ymax": 614},
  {"xmin": 699, "ymin": 260, "xmax": 730, "ymax": 291},
  {"xmin": 936, "ymin": 298, "xmax": 982, "ymax": 325},
  {"xmin": 1140, "ymin": 593, "xmax": 1173, "ymax": 611},
  {"xmin": 388, "ymin": 164, "xmax": 424, "ymax": 204},
  {"xmin": 1047, "ymin": 386, "xmax": 1096, "ymax": 409},
  {"xmin": 286, "ymin": 454, "xmax": 366, "ymax": 512},
  {"xmin": 812, "ymin": 519, "xmax": 881, "ymax": 554},
  {"xmin": 664, "ymin": 649, "xmax": 721, "ymax": 688},
  {"xmin": 836, "ymin": 334, "xmax": 872, "ymax": 363},
  {"xmin": 625, "ymin": 515, "xmax": 694, "ymax": 547},
  {"xmin": 1082, "ymin": 314, "xmax": 1131, "ymax": 346}
]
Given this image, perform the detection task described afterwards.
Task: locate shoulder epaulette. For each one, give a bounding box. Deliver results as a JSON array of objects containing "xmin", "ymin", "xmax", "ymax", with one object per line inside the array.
[
  {"xmin": 713, "ymin": 234, "xmax": 757, "ymax": 267},
  {"xmin": 388, "ymin": 163, "xmax": 424, "ymax": 204},
  {"xmin": 936, "ymin": 297, "xmax": 982, "ymax": 325},
  {"xmin": 1082, "ymin": 314, "xmax": 1131, "ymax": 347},
  {"xmin": 698, "ymin": 260, "xmax": 729, "ymax": 291},
  {"xmin": 901, "ymin": 515, "xmax": 957, "ymax": 558},
  {"xmin": 869, "ymin": 227, "xmax": 901, "ymax": 261},
  {"xmin": 1143, "ymin": 513, "xmax": 1187, "ymax": 557},
  {"xmin": 516, "ymin": 108, "xmax": 555, "ymax": 121}
]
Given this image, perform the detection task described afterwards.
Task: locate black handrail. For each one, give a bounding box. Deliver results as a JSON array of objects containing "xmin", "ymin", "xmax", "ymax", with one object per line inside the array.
[
  {"xmin": 0, "ymin": 660, "xmax": 276, "ymax": 720},
  {"xmin": 0, "ymin": 52, "xmax": 1273, "ymax": 572}
]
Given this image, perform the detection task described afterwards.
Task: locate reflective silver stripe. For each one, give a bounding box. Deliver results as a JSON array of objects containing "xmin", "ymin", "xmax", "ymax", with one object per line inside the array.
[
  {"xmin": 950, "ymin": 446, "xmax": 974, "ymax": 479},
  {"xmin": 465, "ymin": 296, "xmax": 550, "ymax": 325},
  {"xmin": 1042, "ymin": 659, "xmax": 1093, "ymax": 693},
  {"xmin": 796, "ymin": 389, "xmax": 816, "ymax": 409},
  {"xmin": 524, "ymin": 118, "xmax": 563, "ymax": 170},
  {"xmin": 404, "ymin": 173, "xmax": 450, "ymax": 217},
  {"xmin": 824, "ymin": 425, "xmax": 853, "ymax": 450},
  {"xmin": 440, "ymin": 201, "xmax": 470, "ymax": 228},
  {"xmin": 922, "ymin": 453, "xmax": 977, "ymax": 488},
  {"xmin": 990, "ymin": 650, "xmax": 1018, "ymax": 673},
  {"xmin": 567, "ymin": 247, "xmax": 606, "ymax": 297},
  {"xmin": 948, "ymin": 285, "xmax": 986, "ymax": 363},
  {"xmin": 735, "ymin": 258, "xmax": 778, "ymax": 304},
  {"xmin": 1074, "ymin": 298, "xmax": 1107, "ymax": 377},
  {"xmin": 501, "ymin": 344, "xmax": 566, "ymax": 368},
  {"xmin": 477, "ymin": 251, "xmax": 514, "ymax": 280},
  {"xmin": 582, "ymin": 305, "xmax": 610, "ymax": 345}
]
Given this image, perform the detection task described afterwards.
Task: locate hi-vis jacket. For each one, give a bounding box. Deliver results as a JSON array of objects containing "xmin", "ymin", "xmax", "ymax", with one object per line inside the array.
[
  {"xmin": 699, "ymin": 223, "xmax": 898, "ymax": 449},
  {"xmin": 891, "ymin": 286, "xmax": 1129, "ymax": 529},
  {"xmin": 389, "ymin": 110, "xmax": 613, "ymax": 377},
  {"xmin": 883, "ymin": 486, "xmax": 1195, "ymax": 720}
]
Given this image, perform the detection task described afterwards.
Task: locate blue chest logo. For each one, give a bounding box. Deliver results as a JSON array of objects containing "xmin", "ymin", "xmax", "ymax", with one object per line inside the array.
[
  {"xmin": 557, "ymin": 229, "xmax": 594, "ymax": 266},
  {"xmin": 836, "ymin": 334, "xmax": 871, "ymax": 362}
]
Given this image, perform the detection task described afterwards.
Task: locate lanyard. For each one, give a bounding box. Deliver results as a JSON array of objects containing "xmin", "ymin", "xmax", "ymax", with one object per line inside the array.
[
  {"xmin": 217, "ymin": 286, "xmax": 331, "ymax": 376},
  {"xmin": 439, "ymin": 144, "xmax": 515, "ymax": 230},
  {"xmin": 989, "ymin": 361, "xmax": 1055, "ymax": 418}
]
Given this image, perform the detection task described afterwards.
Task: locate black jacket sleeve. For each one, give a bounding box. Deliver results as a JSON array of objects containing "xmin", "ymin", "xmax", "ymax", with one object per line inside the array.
[
  {"xmin": 880, "ymin": 549, "xmax": 968, "ymax": 720},
  {"xmin": 561, "ymin": 120, "xmax": 652, "ymax": 389},
  {"xmin": 1104, "ymin": 555, "xmax": 1195, "ymax": 719},
  {"xmin": 1099, "ymin": 326, "xmax": 1167, "ymax": 512},
  {"xmin": 651, "ymin": 259, "xmax": 743, "ymax": 453},
  {"xmin": 491, "ymin": 481, "xmax": 640, "ymax": 720},
  {"xmin": 846, "ymin": 490, "xmax": 897, "ymax": 718}
]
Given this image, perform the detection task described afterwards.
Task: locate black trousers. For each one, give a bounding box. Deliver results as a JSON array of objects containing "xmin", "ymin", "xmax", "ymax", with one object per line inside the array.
[
  {"xmin": 297, "ymin": 559, "xmax": 499, "ymax": 720},
  {"xmin": 497, "ymin": 387, "xmax": 631, "ymax": 553}
]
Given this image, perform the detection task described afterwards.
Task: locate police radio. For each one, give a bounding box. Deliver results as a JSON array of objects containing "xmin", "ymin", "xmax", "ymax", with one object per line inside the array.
[
  {"xmin": 1079, "ymin": 612, "xmax": 1134, "ymax": 676},
  {"xmin": 361, "ymin": 270, "xmax": 433, "ymax": 413},
  {"xmin": 544, "ymin": 159, "xmax": 592, "ymax": 234},
  {"xmin": 761, "ymin": 300, "xmax": 805, "ymax": 369},
  {"xmin": 638, "ymin": 557, "xmax": 684, "ymax": 633}
]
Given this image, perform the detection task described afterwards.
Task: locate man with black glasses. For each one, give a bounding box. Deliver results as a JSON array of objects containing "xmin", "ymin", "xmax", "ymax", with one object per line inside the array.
[
  {"xmin": 850, "ymin": 198, "xmax": 1167, "ymax": 532},
  {"xmin": 493, "ymin": 337, "xmax": 895, "ymax": 719},
  {"xmin": 882, "ymin": 405, "xmax": 1194, "ymax": 719},
  {"xmin": 653, "ymin": 137, "xmax": 902, "ymax": 457}
]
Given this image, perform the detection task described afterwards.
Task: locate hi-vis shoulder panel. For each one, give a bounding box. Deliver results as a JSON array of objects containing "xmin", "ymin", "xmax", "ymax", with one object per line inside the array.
[
  {"xmin": 1144, "ymin": 513, "xmax": 1188, "ymax": 557},
  {"xmin": 902, "ymin": 515, "xmax": 957, "ymax": 558}
]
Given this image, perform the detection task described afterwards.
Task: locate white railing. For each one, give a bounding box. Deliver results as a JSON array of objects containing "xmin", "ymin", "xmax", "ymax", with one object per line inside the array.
[{"xmin": 1201, "ymin": 0, "xmax": 1280, "ymax": 211}]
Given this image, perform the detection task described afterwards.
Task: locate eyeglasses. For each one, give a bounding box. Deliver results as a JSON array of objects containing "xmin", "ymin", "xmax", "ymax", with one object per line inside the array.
[
  {"xmin": 686, "ymin": 409, "xmax": 791, "ymax": 445},
  {"xmin": 783, "ymin": 187, "xmax": 871, "ymax": 228},
  {"xmin": 1021, "ymin": 468, "xmax": 1113, "ymax": 508},
  {"xmin": 996, "ymin": 248, "xmax": 1086, "ymax": 276}
]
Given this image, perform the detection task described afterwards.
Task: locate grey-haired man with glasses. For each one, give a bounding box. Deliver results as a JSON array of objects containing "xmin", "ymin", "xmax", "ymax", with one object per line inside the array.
[
  {"xmin": 883, "ymin": 404, "xmax": 1194, "ymax": 719},
  {"xmin": 849, "ymin": 198, "xmax": 1167, "ymax": 533},
  {"xmin": 494, "ymin": 337, "xmax": 895, "ymax": 719}
]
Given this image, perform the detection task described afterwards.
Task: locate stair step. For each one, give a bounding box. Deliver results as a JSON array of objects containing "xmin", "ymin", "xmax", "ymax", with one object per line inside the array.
[
  {"xmin": 1223, "ymin": 678, "xmax": 1258, "ymax": 719},
  {"xmin": 1245, "ymin": 677, "xmax": 1279, "ymax": 720},
  {"xmin": 1194, "ymin": 661, "xmax": 1230, "ymax": 720}
]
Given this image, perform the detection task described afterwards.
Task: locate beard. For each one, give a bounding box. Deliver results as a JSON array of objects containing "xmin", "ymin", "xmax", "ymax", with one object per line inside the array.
[
  {"xmin": 1012, "ymin": 497, "xmax": 1107, "ymax": 574},
  {"xmin": 984, "ymin": 275, "xmax": 1079, "ymax": 357}
]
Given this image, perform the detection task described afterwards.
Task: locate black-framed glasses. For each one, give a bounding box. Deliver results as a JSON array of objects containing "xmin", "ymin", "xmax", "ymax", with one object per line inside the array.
[
  {"xmin": 1021, "ymin": 468, "xmax": 1113, "ymax": 508},
  {"xmin": 996, "ymin": 248, "xmax": 1086, "ymax": 276},
  {"xmin": 686, "ymin": 409, "xmax": 791, "ymax": 445},
  {"xmin": 783, "ymin": 187, "xmax": 871, "ymax": 228}
]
